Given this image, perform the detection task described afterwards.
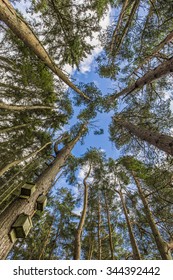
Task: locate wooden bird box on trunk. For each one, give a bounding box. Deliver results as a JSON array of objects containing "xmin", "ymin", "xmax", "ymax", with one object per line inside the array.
[
  {"xmin": 10, "ymin": 213, "xmax": 32, "ymax": 239},
  {"xmin": 36, "ymin": 195, "xmax": 47, "ymax": 211},
  {"xmin": 20, "ymin": 183, "xmax": 36, "ymax": 198}
]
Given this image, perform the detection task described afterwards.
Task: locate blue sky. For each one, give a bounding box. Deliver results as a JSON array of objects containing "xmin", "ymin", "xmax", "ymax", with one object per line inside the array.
[{"xmin": 71, "ymin": 68, "xmax": 120, "ymax": 160}]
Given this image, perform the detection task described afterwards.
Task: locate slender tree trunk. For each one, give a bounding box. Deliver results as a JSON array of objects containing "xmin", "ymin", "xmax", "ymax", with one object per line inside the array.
[
  {"xmin": 0, "ymin": 124, "xmax": 28, "ymax": 134},
  {"xmin": 87, "ymin": 206, "xmax": 94, "ymax": 260},
  {"xmin": 0, "ymin": 0, "xmax": 88, "ymax": 100},
  {"xmin": 109, "ymin": 0, "xmax": 129, "ymax": 55},
  {"xmin": 73, "ymin": 164, "xmax": 91, "ymax": 260},
  {"xmin": 133, "ymin": 29, "xmax": 173, "ymax": 74},
  {"xmin": 38, "ymin": 219, "xmax": 54, "ymax": 260},
  {"xmin": 0, "ymin": 56, "xmax": 18, "ymax": 72},
  {"xmin": 0, "ymin": 55, "xmax": 14, "ymax": 65},
  {"xmin": 0, "ymin": 81, "xmax": 44, "ymax": 95},
  {"xmin": 132, "ymin": 172, "xmax": 172, "ymax": 260},
  {"xmin": 0, "ymin": 62, "xmax": 17, "ymax": 73},
  {"xmin": 0, "ymin": 102, "xmax": 55, "ymax": 111},
  {"xmin": 97, "ymin": 194, "xmax": 102, "ymax": 260},
  {"xmin": 48, "ymin": 228, "xmax": 60, "ymax": 260},
  {"xmin": 87, "ymin": 240, "xmax": 94, "ymax": 260},
  {"xmin": 112, "ymin": 0, "xmax": 140, "ymax": 58},
  {"xmin": 104, "ymin": 191, "xmax": 114, "ymax": 260},
  {"xmin": 118, "ymin": 190, "xmax": 141, "ymax": 260},
  {"xmin": 115, "ymin": 117, "xmax": 173, "ymax": 156},
  {"xmin": 0, "ymin": 124, "xmax": 86, "ymax": 259},
  {"xmin": 0, "ymin": 141, "xmax": 52, "ymax": 177},
  {"xmin": 109, "ymin": 55, "xmax": 173, "ymax": 100}
]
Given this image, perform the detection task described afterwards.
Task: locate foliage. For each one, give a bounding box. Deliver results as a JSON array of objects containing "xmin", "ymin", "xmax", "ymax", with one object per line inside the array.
[{"xmin": 1, "ymin": 0, "xmax": 173, "ymax": 260}]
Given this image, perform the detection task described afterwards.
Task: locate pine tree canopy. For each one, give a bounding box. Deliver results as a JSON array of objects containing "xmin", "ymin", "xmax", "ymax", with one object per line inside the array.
[{"xmin": 0, "ymin": 0, "xmax": 173, "ymax": 260}]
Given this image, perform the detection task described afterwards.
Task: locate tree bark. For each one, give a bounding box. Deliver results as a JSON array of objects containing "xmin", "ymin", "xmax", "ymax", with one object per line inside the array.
[
  {"xmin": 0, "ymin": 81, "xmax": 45, "ymax": 96},
  {"xmin": 87, "ymin": 240, "xmax": 94, "ymax": 260},
  {"xmin": 97, "ymin": 194, "xmax": 102, "ymax": 260},
  {"xmin": 133, "ymin": 29, "xmax": 173, "ymax": 75},
  {"xmin": 0, "ymin": 124, "xmax": 86, "ymax": 259},
  {"xmin": 48, "ymin": 227, "xmax": 60, "ymax": 260},
  {"xmin": 0, "ymin": 0, "xmax": 89, "ymax": 100},
  {"xmin": 104, "ymin": 191, "xmax": 114, "ymax": 260},
  {"xmin": 132, "ymin": 171, "xmax": 172, "ymax": 260},
  {"xmin": 111, "ymin": 0, "xmax": 140, "ymax": 59},
  {"xmin": 109, "ymin": 0, "xmax": 129, "ymax": 56},
  {"xmin": 0, "ymin": 102, "xmax": 54, "ymax": 111},
  {"xmin": 38, "ymin": 218, "xmax": 54, "ymax": 260},
  {"xmin": 0, "ymin": 141, "xmax": 52, "ymax": 177},
  {"xmin": 118, "ymin": 190, "xmax": 141, "ymax": 260},
  {"xmin": 0, "ymin": 124, "xmax": 28, "ymax": 133},
  {"xmin": 115, "ymin": 117, "xmax": 173, "ymax": 156},
  {"xmin": 109, "ymin": 55, "xmax": 173, "ymax": 100},
  {"xmin": 73, "ymin": 164, "xmax": 91, "ymax": 260}
]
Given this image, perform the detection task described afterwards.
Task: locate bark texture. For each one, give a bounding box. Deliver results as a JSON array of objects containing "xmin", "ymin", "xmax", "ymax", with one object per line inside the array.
[
  {"xmin": 115, "ymin": 118, "xmax": 173, "ymax": 156},
  {"xmin": 109, "ymin": 55, "xmax": 173, "ymax": 100},
  {"xmin": 0, "ymin": 102, "xmax": 54, "ymax": 111},
  {"xmin": 0, "ymin": 142, "xmax": 51, "ymax": 177},
  {"xmin": 97, "ymin": 194, "xmax": 102, "ymax": 260},
  {"xmin": 0, "ymin": 125, "xmax": 86, "ymax": 259},
  {"xmin": 109, "ymin": 0, "xmax": 129, "ymax": 55},
  {"xmin": 0, "ymin": 0, "xmax": 89, "ymax": 100},
  {"xmin": 132, "ymin": 172, "xmax": 172, "ymax": 260},
  {"xmin": 119, "ymin": 190, "xmax": 141, "ymax": 260},
  {"xmin": 73, "ymin": 164, "xmax": 91, "ymax": 260},
  {"xmin": 111, "ymin": 0, "xmax": 140, "ymax": 58},
  {"xmin": 38, "ymin": 218, "xmax": 54, "ymax": 260},
  {"xmin": 0, "ymin": 124, "xmax": 28, "ymax": 133},
  {"xmin": 133, "ymin": 29, "xmax": 173, "ymax": 74},
  {"xmin": 104, "ymin": 191, "xmax": 114, "ymax": 260}
]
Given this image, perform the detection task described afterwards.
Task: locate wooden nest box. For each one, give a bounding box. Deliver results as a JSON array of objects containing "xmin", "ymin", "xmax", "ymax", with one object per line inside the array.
[
  {"xmin": 20, "ymin": 183, "xmax": 36, "ymax": 198},
  {"xmin": 10, "ymin": 213, "xmax": 33, "ymax": 240},
  {"xmin": 36, "ymin": 195, "xmax": 47, "ymax": 211}
]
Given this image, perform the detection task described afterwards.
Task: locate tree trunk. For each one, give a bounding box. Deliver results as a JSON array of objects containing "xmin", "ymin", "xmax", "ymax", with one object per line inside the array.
[
  {"xmin": 0, "ymin": 81, "xmax": 44, "ymax": 95},
  {"xmin": 0, "ymin": 102, "xmax": 55, "ymax": 111},
  {"xmin": 0, "ymin": 124, "xmax": 86, "ymax": 259},
  {"xmin": 0, "ymin": 0, "xmax": 89, "ymax": 100},
  {"xmin": 0, "ymin": 124, "xmax": 28, "ymax": 134},
  {"xmin": 111, "ymin": 0, "xmax": 140, "ymax": 59},
  {"xmin": 73, "ymin": 164, "xmax": 91, "ymax": 260},
  {"xmin": 133, "ymin": 29, "xmax": 173, "ymax": 75},
  {"xmin": 38, "ymin": 218, "xmax": 54, "ymax": 260},
  {"xmin": 104, "ymin": 191, "xmax": 114, "ymax": 260},
  {"xmin": 87, "ymin": 240, "xmax": 94, "ymax": 260},
  {"xmin": 0, "ymin": 141, "xmax": 52, "ymax": 177},
  {"xmin": 109, "ymin": 55, "xmax": 173, "ymax": 100},
  {"xmin": 87, "ymin": 206, "xmax": 94, "ymax": 260},
  {"xmin": 132, "ymin": 172, "xmax": 172, "ymax": 260},
  {"xmin": 115, "ymin": 117, "xmax": 173, "ymax": 156},
  {"xmin": 48, "ymin": 227, "xmax": 60, "ymax": 260},
  {"xmin": 118, "ymin": 190, "xmax": 141, "ymax": 260},
  {"xmin": 109, "ymin": 0, "xmax": 129, "ymax": 55},
  {"xmin": 97, "ymin": 194, "xmax": 102, "ymax": 260}
]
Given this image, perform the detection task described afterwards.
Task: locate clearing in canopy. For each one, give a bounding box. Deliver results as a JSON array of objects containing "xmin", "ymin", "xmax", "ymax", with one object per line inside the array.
[{"xmin": 0, "ymin": 0, "xmax": 173, "ymax": 260}]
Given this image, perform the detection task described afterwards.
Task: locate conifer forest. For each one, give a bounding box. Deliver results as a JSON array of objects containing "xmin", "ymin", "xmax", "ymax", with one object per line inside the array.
[{"xmin": 0, "ymin": 0, "xmax": 173, "ymax": 260}]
